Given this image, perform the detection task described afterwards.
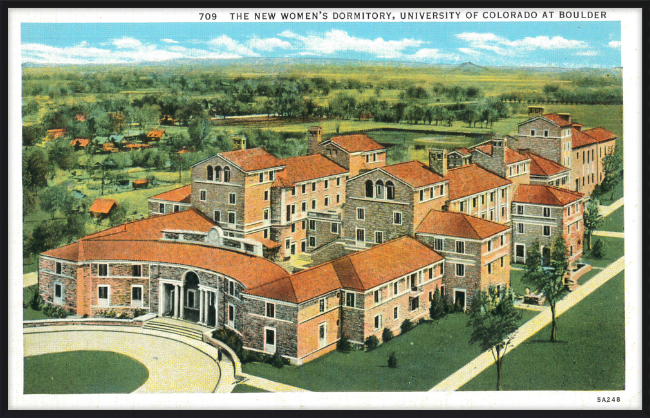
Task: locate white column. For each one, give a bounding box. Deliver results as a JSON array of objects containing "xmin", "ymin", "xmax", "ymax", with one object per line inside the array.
[
  {"xmin": 158, "ymin": 283, "xmax": 163, "ymax": 316},
  {"xmin": 204, "ymin": 290, "xmax": 209, "ymax": 323},
  {"xmin": 179, "ymin": 285, "xmax": 185, "ymax": 320},
  {"xmin": 174, "ymin": 285, "xmax": 179, "ymax": 318},
  {"xmin": 214, "ymin": 291, "xmax": 218, "ymax": 327},
  {"xmin": 199, "ymin": 289, "xmax": 204, "ymax": 324}
]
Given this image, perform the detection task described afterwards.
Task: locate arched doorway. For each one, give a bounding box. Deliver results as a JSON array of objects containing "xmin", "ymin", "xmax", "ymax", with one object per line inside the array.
[{"xmin": 183, "ymin": 272, "xmax": 200, "ymax": 322}]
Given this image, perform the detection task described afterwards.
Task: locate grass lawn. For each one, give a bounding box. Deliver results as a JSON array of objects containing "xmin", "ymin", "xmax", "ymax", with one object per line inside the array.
[
  {"xmin": 231, "ymin": 384, "xmax": 270, "ymax": 393},
  {"xmin": 595, "ymin": 180, "xmax": 624, "ymax": 207},
  {"xmin": 242, "ymin": 310, "xmax": 536, "ymax": 392},
  {"xmin": 24, "ymin": 350, "xmax": 149, "ymax": 394},
  {"xmin": 459, "ymin": 270, "xmax": 625, "ymax": 391},
  {"xmin": 581, "ymin": 236, "xmax": 624, "ymax": 268},
  {"xmin": 23, "ymin": 284, "xmax": 49, "ymax": 320},
  {"xmin": 598, "ymin": 205, "xmax": 624, "ymax": 233}
]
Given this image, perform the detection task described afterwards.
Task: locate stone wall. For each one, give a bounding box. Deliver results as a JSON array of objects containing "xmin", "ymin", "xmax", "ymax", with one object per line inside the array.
[
  {"xmin": 38, "ymin": 257, "xmax": 78, "ymax": 312},
  {"xmin": 242, "ymin": 296, "xmax": 299, "ymax": 358}
]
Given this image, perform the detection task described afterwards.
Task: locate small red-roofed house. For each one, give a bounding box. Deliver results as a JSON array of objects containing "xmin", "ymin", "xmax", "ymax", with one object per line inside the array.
[
  {"xmin": 148, "ymin": 185, "xmax": 191, "ymax": 215},
  {"xmin": 89, "ymin": 198, "xmax": 117, "ymax": 218},
  {"xmin": 132, "ymin": 179, "xmax": 149, "ymax": 189},
  {"xmin": 511, "ymin": 184, "xmax": 586, "ymax": 265}
]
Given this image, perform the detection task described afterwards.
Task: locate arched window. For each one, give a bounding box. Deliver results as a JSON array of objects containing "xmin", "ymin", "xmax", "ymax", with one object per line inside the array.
[
  {"xmin": 206, "ymin": 166, "xmax": 213, "ymax": 181},
  {"xmin": 223, "ymin": 166, "xmax": 231, "ymax": 183},
  {"xmin": 365, "ymin": 180, "xmax": 374, "ymax": 198},
  {"xmin": 386, "ymin": 181, "xmax": 395, "ymax": 200},
  {"xmin": 214, "ymin": 166, "xmax": 222, "ymax": 181},
  {"xmin": 375, "ymin": 180, "xmax": 384, "ymax": 199}
]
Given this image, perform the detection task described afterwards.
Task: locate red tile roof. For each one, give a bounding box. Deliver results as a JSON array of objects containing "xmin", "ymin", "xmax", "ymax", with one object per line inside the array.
[
  {"xmin": 132, "ymin": 179, "xmax": 148, "ymax": 185},
  {"xmin": 571, "ymin": 127, "xmax": 597, "ymax": 149},
  {"xmin": 220, "ymin": 148, "xmax": 284, "ymax": 172},
  {"xmin": 541, "ymin": 113, "xmax": 573, "ymax": 127},
  {"xmin": 445, "ymin": 164, "xmax": 511, "ymax": 201},
  {"xmin": 519, "ymin": 151, "xmax": 570, "ymax": 177},
  {"xmin": 70, "ymin": 138, "xmax": 90, "ymax": 147},
  {"xmin": 471, "ymin": 142, "xmax": 529, "ymax": 164},
  {"xmin": 381, "ymin": 160, "xmax": 446, "ymax": 188},
  {"xmin": 328, "ymin": 134, "xmax": 386, "ymax": 153},
  {"xmin": 44, "ymin": 240, "xmax": 289, "ymax": 290},
  {"xmin": 147, "ymin": 129, "xmax": 166, "ymax": 139},
  {"xmin": 89, "ymin": 198, "xmax": 117, "ymax": 215},
  {"xmin": 513, "ymin": 184, "xmax": 584, "ymax": 206},
  {"xmin": 150, "ymin": 185, "xmax": 191, "ymax": 203},
  {"xmin": 416, "ymin": 210, "xmax": 509, "ymax": 240},
  {"xmin": 582, "ymin": 127, "xmax": 617, "ymax": 143},
  {"xmin": 273, "ymin": 154, "xmax": 347, "ymax": 187}
]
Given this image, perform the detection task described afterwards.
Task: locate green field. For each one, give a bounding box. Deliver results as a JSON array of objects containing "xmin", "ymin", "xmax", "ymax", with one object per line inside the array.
[
  {"xmin": 460, "ymin": 270, "xmax": 625, "ymax": 391},
  {"xmin": 242, "ymin": 310, "xmax": 536, "ymax": 392},
  {"xmin": 598, "ymin": 206, "xmax": 624, "ymax": 233},
  {"xmin": 24, "ymin": 350, "xmax": 149, "ymax": 394},
  {"xmin": 582, "ymin": 236, "xmax": 625, "ymax": 268},
  {"xmin": 23, "ymin": 285, "xmax": 49, "ymax": 320}
]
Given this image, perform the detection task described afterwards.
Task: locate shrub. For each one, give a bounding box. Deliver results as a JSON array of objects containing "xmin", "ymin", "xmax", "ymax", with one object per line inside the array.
[
  {"xmin": 212, "ymin": 327, "xmax": 244, "ymax": 360},
  {"xmin": 82, "ymin": 313, "xmax": 89, "ymax": 318},
  {"xmin": 118, "ymin": 312, "xmax": 130, "ymax": 319},
  {"xmin": 270, "ymin": 352, "xmax": 286, "ymax": 369},
  {"xmin": 400, "ymin": 319, "xmax": 414, "ymax": 334},
  {"xmin": 429, "ymin": 289, "xmax": 446, "ymax": 320},
  {"xmin": 29, "ymin": 290, "xmax": 43, "ymax": 311},
  {"xmin": 365, "ymin": 335, "xmax": 380, "ymax": 351},
  {"xmin": 382, "ymin": 327, "xmax": 393, "ymax": 343},
  {"xmin": 104, "ymin": 310, "xmax": 117, "ymax": 318},
  {"xmin": 455, "ymin": 300, "xmax": 464, "ymax": 313},
  {"xmin": 592, "ymin": 239, "xmax": 606, "ymax": 259},
  {"xmin": 337, "ymin": 334, "xmax": 352, "ymax": 352},
  {"xmin": 133, "ymin": 308, "xmax": 146, "ymax": 318},
  {"xmin": 387, "ymin": 352, "xmax": 398, "ymax": 368},
  {"xmin": 42, "ymin": 304, "xmax": 68, "ymax": 318}
]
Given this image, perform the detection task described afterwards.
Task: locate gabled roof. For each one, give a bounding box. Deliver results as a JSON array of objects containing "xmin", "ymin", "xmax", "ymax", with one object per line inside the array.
[
  {"xmin": 326, "ymin": 134, "xmax": 386, "ymax": 153},
  {"xmin": 89, "ymin": 198, "xmax": 117, "ymax": 214},
  {"xmin": 70, "ymin": 138, "xmax": 90, "ymax": 147},
  {"xmin": 448, "ymin": 148, "xmax": 471, "ymax": 157},
  {"xmin": 541, "ymin": 113, "xmax": 573, "ymax": 127},
  {"xmin": 513, "ymin": 184, "xmax": 584, "ymax": 206},
  {"xmin": 582, "ymin": 127, "xmax": 617, "ymax": 143},
  {"xmin": 150, "ymin": 185, "xmax": 191, "ymax": 203},
  {"xmin": 571, "ymin": 127, "xmax": 597, "ymax": 149},
  {"xmin": 445, "ymin": 164, "xmax": 511, "ymax": 201},
  {"xmin": 147, "ymin": 130, "xmax": 166, "ymax": 139},
  {"xmin": 416, "ymin": 210, "xmax": 509, "ymax": 240},
  {"xmin": 220, "ymin": 148, "xmax": 284, "ymax": 172},
  {"xmin": 471, "ymin": 142, "xmax": 529, "ymax": 165},
  {"xmin": 519, "ymin": 150, "xmax": 570, "ymax": 177},
  {"xmin": 381, "ymin": 160, "xmax": 446, "ymax": 188},
  {"xmin": 273, "ymin": 154, "xmax": 347, "ymax": 187}
]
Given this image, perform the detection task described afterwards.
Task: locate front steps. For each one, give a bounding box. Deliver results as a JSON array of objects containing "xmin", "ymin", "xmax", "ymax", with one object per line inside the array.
[{"xmin": 142, "ymin": 317, "xmax": 212, "ymax": 341}]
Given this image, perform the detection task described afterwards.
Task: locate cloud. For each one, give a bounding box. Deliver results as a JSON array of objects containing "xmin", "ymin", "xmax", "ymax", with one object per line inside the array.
[
  {"xmin": 161, "ymin": 38, "xmax": 179, "ymax": 44},
  {"xmin": 247, "ymin": 37, "xmax": 292, "ymax": 51},
  {"xmin": 111, "ymin": 37, "xmax": 143, "ymax": 49},
  {"xmin": 576, "ymin": 50, "xmax": 599, "ymax": 56},
  {"xmin": 407, "ymin": 48, "xmax": 460, "ymax": 62},
  {"xmin": 456, "ymin": 32, "xmax": 588, "ymax": 56},
  {"xmin": 278, "ymin": 29, "xmax": 424, "ymax": 58},
  {"xmin": 458, "ymin": 48, "xmax": 481, "ymax": 56},
  {"xmin": 608, "ymin": 40, "xmax": 621, "ymax": 48},
  {"xmin": 208, "ymin": 35, "xmax": 259, "ymax": 57}
]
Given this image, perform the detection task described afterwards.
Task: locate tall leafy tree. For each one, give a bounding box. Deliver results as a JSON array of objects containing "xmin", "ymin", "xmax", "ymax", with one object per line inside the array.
[
  {"xmin": 583, "ymin": 199, "xmax": 603, "ymax": 250},
  {"xmin": 40, "ymin": 185, "xmax": 76, "ymax": 219},
  {"xmin": 23, "ymin": 149, "xmax": 49, "ymax": 194},
  {"xmin": 467, "ymin": 286, "xmax": 522, "ymax": 391},
  {"xmin": 523, "ymin": 238, "xmax": 569, "ymax": 342},
  {"xmin": 602, "ymin": 152, "xmax": 623, "ymax": 200}
]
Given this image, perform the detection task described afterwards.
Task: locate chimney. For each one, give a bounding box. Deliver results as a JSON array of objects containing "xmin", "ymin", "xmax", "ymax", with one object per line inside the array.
[
  {"xmin": 307, "ymin": 126, "xmax": 323, "ymax": 155},
  {"xmin": 558, "ymin": 113, "xmax": 572, "ymax": 124},
  {"xmin": 429, "ymin": 148, "xmax": 448, "ymax": 177},
  {"xmin": 572, "ymin": 123, "xmax": 582, "ymax": 131},
  {"xmin": 528, "ymin": 106, "xmax": 544, "ymax": 117},
  {"xmin": 491, "ymin": 138, "xmax": 506, "ymax": 177}
]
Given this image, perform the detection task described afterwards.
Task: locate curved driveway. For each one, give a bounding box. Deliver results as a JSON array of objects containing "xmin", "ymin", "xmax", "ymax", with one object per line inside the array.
[{"xmin": 24, "ymin": 325, "xmax": 224, "ymax": 393}]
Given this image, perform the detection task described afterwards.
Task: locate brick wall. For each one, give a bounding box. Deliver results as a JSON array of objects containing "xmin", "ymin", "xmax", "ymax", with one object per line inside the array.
[
  {"xmin": 340, "ymin": 291, "xmax": 366, "ymax": 344},
  {"xmin": 242, "ymin": 297, "xmax": 299, "ymax": 358},
  {"xmin": 306, "ymin": 218, "xmax": 341, "ymax": 252},
  {"xmin": 296, "ymin": 290, "xmax": 341, "ymax": 360},
  {"xmin": 349, "ymin": 151, "xmax": 387, "ymax": 178},
  {"xmin": 517, "ymin": 119, "xmax": 564, "ymax": 163},
  {"xmin": 38, "ymin": 257, "xmax": 78, "ymax": 312},
  {"xmin": 448, "ymin": 185, "xmax": 511, "ymax": 224},
  {"xmin": 148, "ymin": 200, "xmax": 190, "ymax": 216}
]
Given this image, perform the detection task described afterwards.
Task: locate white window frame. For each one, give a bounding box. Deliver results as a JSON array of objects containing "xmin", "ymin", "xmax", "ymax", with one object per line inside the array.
[
  {"xmin": 131, "ymin": 285, "xmax": 144, "ymax": 308},
  {"xmin": 393, "ymin": 211, "xmax": 402, "ymax": 225},
  {"xmin": 453, "ymin": 289, "xmax": 467, "ymax": 311},
  {"xmin": 331, "ymin": 223, "xmax": 339, "ymax": 234},
  {"xmin": 214, "ymin": 210, "xmax": 221, "ymax": 222},
  {"xmin": 375, "ymin": 231, "xmax": 384, "ymax": 244},
  {"xmin": 357, "ymin": 207, "xmax": 365, "ymax": 220},
  {"xmin": 200, "ymin": 190, "xmax": 207, "ymax": 201},
  {"xmin": 98, "ymin": 285, "xmax": 110, "ymax": 307},
  {"xmin": 53, "ymin": 281, "xmax": 64, "ymax": 305},
  {"xmin": 309, "ymin": 236, "xmax": 316, "ymax": 247},
  {"xmin": 228, "ymin": 211, "xmax": 236, "ymax": 225},
  {"xmin": 97, "ymin": 263, "xmax": 108, "ymax": 277},
  {"xmin": 543, "ymin": 207, "xmax": 551, "ymax": 217},
  {"xmin": 374, "ymin": 314, "xmax": 382, "ymax": 331},
  {"xmin": 159, "ymin": 203, "xmax": 165, "ymax": 214},
  {"xmin": 455, "ymin": 263, "xmax": 465, "ymax": 277},
  {"xmin": 265, "ymin": 302, "xmax": 275, "ymax": 318},
  {"xmin": 356, "ymin": 228, "xmax": 366, "ymax": 243},
  {"xmin": 319, "ymin": 297, "xmax": 327, "ymax": 313},
  {"xmin": 229, "ymin": 193, "xmax": 236, "ymax": 205},
  {"xmin": 456, "ymin": 240, "xmax": 465, "ymax": 254},
  {"xmin": 434, "ymin": 238, "xmax": 444, "ymax": 251},
  {"xmin": 318, "ymin": 322, "xmax": 327, "ymax": 348},
  {"xmin": 393, "ymin": 306, "xmax": 400, "ymax": 320},
  {"xmin": 131, "ymin": 264, "xmax": 143, "ymax": 277},
  {"xmin": 264, "ymin": 326, "xmax": 276, "ymax": 354},
  {"xmin": 543, "ymin": 225, "xmax": 551, "ymax": 236},
  {"xmin": 228, "ymin": 303, "xmax": 236, "ymax": 328}
]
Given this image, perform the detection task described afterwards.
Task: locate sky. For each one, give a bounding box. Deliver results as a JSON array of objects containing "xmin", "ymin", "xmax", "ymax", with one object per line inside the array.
[{"xmin": 21, "ymin": 21, "xmax": 621, "ymax": 68}]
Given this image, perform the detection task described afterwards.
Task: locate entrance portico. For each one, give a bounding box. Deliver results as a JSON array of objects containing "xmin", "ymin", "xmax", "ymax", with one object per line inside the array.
[{"xmin": 159, "ymin": 275, "xmax": 218, "ymax": 328}]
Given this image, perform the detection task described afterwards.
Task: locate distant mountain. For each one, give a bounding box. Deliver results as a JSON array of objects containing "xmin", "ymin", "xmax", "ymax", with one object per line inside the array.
[{"xmin": 450, "ymin": 62, "xmax": 489, "ymax": 74}]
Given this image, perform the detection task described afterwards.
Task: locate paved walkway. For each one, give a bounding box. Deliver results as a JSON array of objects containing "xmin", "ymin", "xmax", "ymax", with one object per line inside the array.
[
  {"xmin": 24, "ymin": 325, "xmax": 229, "ymax": 393},
  {"xmin": 593, "ymin": 230, "xmax": 624, "ymax": 239},
  {"xmin": 430, "ymin": 255, "xmax": 625, "ymax": 392},
  {"xmin": 23, "ymin": 272, "xmax": 37, "ymax": 288},
  {"xmin": 599, "ymin": 197, "xmax": 624, "ymax": 217},
  {"xmin": 239, "ymin": 373, "xmax": 310, "ymax": 392}
]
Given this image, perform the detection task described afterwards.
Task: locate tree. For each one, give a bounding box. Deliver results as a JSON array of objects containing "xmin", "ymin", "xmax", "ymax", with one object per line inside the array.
[
  {"xmin": 22, "ymin": 125, "xmax": 45, "ymax": 146},
  {"xmin": 23, "ymin": 189, "xmax": 38, "ymax": 219},
  {"xmin": 41, "ymin": 185, "xmax": 76, "ymax": 219},
  {"xmin": 523, "ymin": 238, "xmax": 569, "ymax": 342},
  {"xmin": 48, "ymin": 140, "xmax": 77, "ymax": 170},
  {"xmin": 29, "ymin": 219, "xmax": 65, "ymax": 254},
  {"xmin": 601, "ymin": 152, "xmax": 622, "ymax": 200},
  {"xmin": 23, "ymin": 149, "xmax": 49, "ymax": 193},
  {"xmin": 467, "ymin": 286, "xmax": 522, "ymax": 391},
  {"xmin": 429, "ymin": 288, "xmax": 446, "ymax": 320},
  {"xmin": 63, "ymin": 213, "xmax": 88, "ymax": 243},
  {"xmin": 109, "ymin": 203, "xmax": 128, "ymax": 227},
  {"xmin": 583, "ymin": 200, "xmax": 602, "ymax": 250},
  {"xmin": 187, "ymin": 117, "xmax": 211, "ymax": 150}
]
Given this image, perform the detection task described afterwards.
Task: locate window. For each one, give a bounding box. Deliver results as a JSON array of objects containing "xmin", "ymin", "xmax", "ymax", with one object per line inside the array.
[
  {"xmin": 393, "ymin": 282, "xmax": 398, "ymax": 295},
  {"xmin": 420, "ymin": 190, "xmax": 425, "ymax": 201},
  {"xmin": 337, "ymin": 177, "xmax": 341, "ymax": 187},
  {"xmin": 291, "ymin": 223, "xmax": 296, "ymax": 233},
  {"xmin": 200, "ymin": 190, "xmax": 207, "ymax": 201},
  {"xmin": 375, "ymin": 231, "xmax": 383, "ymax": 244},
  {"xmin": 266, "ymin": 303, "xmax": 275, "ymax": 318},
  {"xmin": 207, "ymin": 166, "xmax": 213, "ymax": 181},
  {"xmin": 500, "ymin": 235, "xmax": 504, "ymax": 246},
  {"xmin": 481, "ymin": 195, "xmax": 485, "ymax": 205},
  {"xmin": 324, "ymin": 196, "xmax": 330, "ymax": 207},
  {"xmin": 54, "ymin": 282, "xmax": 63, "ymax": 304},
  {"xmin": 374, "ymin": 315, "xmax": 382, "ymax": 330},
  {"xmin": 174, "ymin": 205, "xmax": 180, "ymax": 213},
  {"xmin": 98, "ymin": 285, "xmax": 110, "ymax": 307},
  {"xmin": 440, "ymin": 263, "xmax": 444, "ymax": 275},
  {"xmin": 543, "ymin": 207, "xmax": 551, "ymax": 218},
  {"xmin": 264, "ymin": 209, "xmax": 269, "ymax": 220},
  {"xmin": 501, "ymin": 189, "xmax": 506, "ymax": 199},
  {"xmin": 214, "ymin": 211, "xmax": 221, "ymax": 222},
  {"xmin": 302, "ymin": 184, "xmax": 306, "ymax": 194},
  {"xmin": 214, "ymin": 166, "xmax": 222, "ymax": 181},
  {"xmin": 259, "ymin": 173, "xmax": 264, "ymax": 183},
  {"xmin": 319, "ymin": 298, "xmax": 327, "ymax": 313},
  {"xmin": 365, "ymin": 180, "xmax": 374, "ymax": 198},
  {"xmin": 376, "ymin": 181, "xmax": 384, "ymax": 199},
  {"xmin": 229, "ymin": 193, "xmax": 236, "ymax": 205},
  {"xmin": 324, "ymin": 179, "xmax": 329, "ymax": 189},
  {"xmin": 159, "ymin": 203, "xmax": 165, "ymax": 214},
  {"xmin": 393, "ymin": 212, "xmax": 402, "ymax": 225},
  {"xmin": 490, "ymin": 192, "xmax": 495, "ymax": 202},
  {"xmin": 488, "ymin": 263, "xmax": 493, "ymax": 274},
  {"xmin": 285, "ymin": 239, "xmax": 291, "ymax": 249},
  {"xmin": 302, "ymin": 220, "xmax": 306, "ymax": 230},
  {"xmin": 309, "ymin": 220, "xmax": 316, "ymax": 230},
  {"xmin": 374, "ymin": 289, "xmax": 382, "ymax": 304},
  {"xmin": 311, "ymin": 199, "xmax": 317, "ymax": 210},
  {"xmin": 456, "ymin": 264, "xmax": 465, "ymax": 277},
  {"xmin": 264, "ymin": 229, "xmax": 268, "ymax": 239},
  {"xmin": 386, "ymin": 181, "xmax": 395, "ymax": 200},
  {"xmin": 501, "ymin": 257, "xmax": 504, "ymax": 268},
  {"xmin": 228, "ymin": 304, "xmax": 235, "ymax": 327},
  {"xmin": 331, "ymin": 223, "xmax": 339, "ymax": 234},
  {"xmin": 472, "ymin": 197, "xmax": 477, "ymax": 208},
  {"xmin": 393, "ymin": 306, "xmax": 399, "ymax": 320},
  {"xmin": 456, "ymin": 241, "xmax": 465, "ymax": 254},
  {"xmin": 228, "ymin": 212, "xmax": 236, "ymax": 224},
  {"xmin": 228, "ymin": 280, "xmax": 235, "ymax": 296},
  {"xmin": 130, "ymin": 286, "xmax": 143, "ymax": 307},
  {"xmin": 55, "ymin": 262, "xmax": 62, "ymax": 275},
  {"xmin": 434, "ymin": 238, "xmax": 443, "ymax": 251},
  {"xmin": 357, "ymin": 207, "xmax": 365, "ymax": 220},
  {"xmin": 501, "ymin": 207, "xmax": 506, "ymax": 217},
  {"xmin": 459, "ymin": 201, "xmax": 465, "ymax": 212},
  {"xmin": 518, "ymin": 223, "xmax": 524, "ymax": 233},
  {"xmin": 312, "ymin": 182, "xmax": 316, "ymax": 192},
  {"xmin": 132, "ymin": 265, "xmax": 142, "ymax": 277},
  {"xmin": 516, "ymin": 204, "xmax": 524, "ymax": 215},
  {"xmin": 223, "ymin": 166, "xmax": 231, "ymax": 183},
  {"xmin": 265, "ymin": 328, "xmax": 275, "ymax": 346},
  {"xmin": 264, "ymin": 190, "xmax": 269, "ymax": 201},
  {"xmin": 336, "ymin": 194, "xmax": 341, "ymax": 204},
  {"xmin": 346, "ymin": 292, "xmax": 355, "ymax": 307},
  {"xmin": 410, "ymin": 297, "xmax": 419, "ymax": 311},
  {"xmin": 428, "ymin": 267, "xmax": 433, "ymax": 280},
  {"xmin": 98, "ymin": 264, "xmax": 108, "ymax": 277},
  {"xmin": 530, "ymin": 129, "xmax": 535, "ymax": 136},
  {"xmin": 309, "ymin": 237, "xmax": 316, "ymax": 247},
  {"xmin": 543, "ymin": 226, "xmax": 551, "ymax": 236},
  {"xmin": 487, "ymin": 241, "xmax": 492, "ymax": 252},
  {"xmin": 269, "ymin": 171, "xmax": 275, "ymax": 181},
  {"xmin": 356, "ymin": 229, "xmax": 365, "ymax": 242}
]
